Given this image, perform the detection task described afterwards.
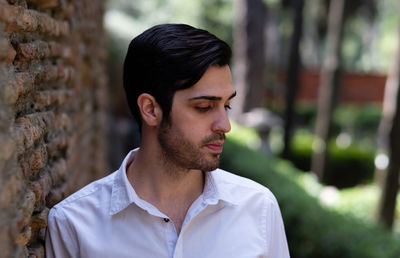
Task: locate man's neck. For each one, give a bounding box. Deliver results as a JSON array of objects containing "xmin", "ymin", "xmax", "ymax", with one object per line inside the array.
[{"xmin": 126, "ymin": 145, "xmax": 205, "ymax": 234}]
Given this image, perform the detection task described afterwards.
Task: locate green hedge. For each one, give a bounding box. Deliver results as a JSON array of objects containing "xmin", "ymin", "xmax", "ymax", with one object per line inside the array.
[
  {"xmin": 287, "ymin": 131, "xmax": 375, "ymax": 188},
  {"xmin": 220, "ymin": 139, "xmax": 400, "ymax": 258},
  {"xmin": 278, "ymin": 104, "xmax": 382, "ymax": 136}
]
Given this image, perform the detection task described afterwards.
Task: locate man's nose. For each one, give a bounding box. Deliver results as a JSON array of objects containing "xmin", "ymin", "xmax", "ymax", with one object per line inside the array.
[{"xmin": 212, "ymin": 108, "xmax": 231, "ymax": 133}]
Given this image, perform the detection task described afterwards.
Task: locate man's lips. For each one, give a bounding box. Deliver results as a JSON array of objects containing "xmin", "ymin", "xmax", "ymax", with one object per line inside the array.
[{"xmin": 205, "ymin": 141, "xmax": 224, "ymax": 152}]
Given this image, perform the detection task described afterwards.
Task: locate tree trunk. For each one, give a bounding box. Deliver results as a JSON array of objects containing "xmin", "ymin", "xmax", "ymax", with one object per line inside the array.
[
  {"xmin": 311, "ymin": 0, "xmax": 345, "ymax": 182},
  {"xmin": 377, "ymin": 24, "xmax": 400, "ymax": 229},
  {"xmin": 282, "ymin": 0, "xmax": 305, "ymax": 159},
  {"xmin": 232, "ymin": 0, "xmax": 267, "ymax": 118}
]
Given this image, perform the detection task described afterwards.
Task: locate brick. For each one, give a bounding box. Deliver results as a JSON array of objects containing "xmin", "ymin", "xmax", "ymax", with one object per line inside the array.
[
  {"xmin": 55, "ymin": 112, "xmax": 72, "ymax": 131},
  {"xmin": 95, "ymin": 85, "xmax": 109, "ymax": 110},
  {"xmin": 52, "ymin": 4, "xmax": 73, "ymax": 22},
  {"xmin": 0, "ymin": 172, "xmax": 23, "ymax": 208},
  {"xmin": 16, "ymin": 40, "xmax": 70, "ymax": 61},
  {"xmin": 17, "ymin": 190, "xmax": 36, "ymax": 230},
  {"xmin": 26, "ymin": 0, "xmax": 59, "ymax": 9},
  {"xmin": 47, "ymin": 134, "xmax": 68, "ymax": 157},
  {"xmin": 34, "ymin": 65, "xmax": 74, "ymax": 83},
  {"xmin": 20, "ymin": 161, "xmax": 32, "ymax": 179},
  {"xmin": 34, "ymin": 89, "xmax": 73, "ymax": 109},
  {"xmin": 29, "ymin": 207, "xmax": 49, "ymax": 230},
  {"xmin": 17, "ymin": 145, "xmax": 48, "ymax": 179},
  {"xmin": 2, "ymin": 81, "xmax": 19, "ymax": 106},
  {"xmin": 14, "ymin": 226, "xmax": 31, "ymax": 246},
  {"xmin": 2, "ymin": 72, "xmax": 35, "ymax": 106},
  {"xmin": 13, "ymin": 129, "xmax": 26, "ymax": 157},
  {"xmin": 14, "ymin": 124, "xmax": 43, "ymax": 154},
  {"xmin": 0, "ymin": 134, "xmax": 16, "ymax": 161},
  {"xmin": 18, "ymin": 40, "xmax": 54, "ymax": 60},
  {"xmin": 0, "ymin": 4, "xmax": 37, "ymax": 32},
  {"xmin": 0, "ymin": 0, "xmax": 108, "ymax": 256},
  {"xmin": 29, "ymin": 172, "xmax": 52, "ymax": 205},
  {"xmin": 48, "ymin": 158, "xmax": 67, "ymax": 183},
  {"xmin": 18, "ymin": 112, "xmax": 55, "ymax": 133},
  {"xmin": 0, "ymin": 38, "xmax": 16, "ymax": 64},
  {"xmin": 15, "ymin": 112, "xmax": 55, "ymax": 152},
  {"xmin": 28, "ymin": 243, "xmax": 45, "ymax": 258},
  {"xmin": 10, "ymin": 209, "xmax": 23, "ymax": 237},
  {"xmin": 0, "ymin": 3, "xmax": 70, "ymax": 37},
  {"xmin": 46, "ymin": 186, "xmax": 65, "ymax": 207},
  {"xmin": 0, "ymin": 227, "xmax": 11, "ymax": 258},
  {"xmin": 35, "ymin": 10, "xmax": 69, "ymax": 37},
  {"xmin": 29, "ymin": 208, "xmax": 49, "ymax": 242},
  {"xmin": 29, "ymin": 145, "xmax": 48, "ymax": 171},
  {"xmin": 12, "ymin": 72, "xmax": 34, "ymax": 98},
  {"xmin": 28, "ymin": 182, "xmax": 42, "ymax": 204}
]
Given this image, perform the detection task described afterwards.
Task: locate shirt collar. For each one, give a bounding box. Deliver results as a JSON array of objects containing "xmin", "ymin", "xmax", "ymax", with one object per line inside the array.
[
  {"xmin": 109, "ymin": 149, "xmax": 238, "ymax": 215},
  {"xmin": 109, "ymin": 148, "xmax": 139, "ymax": 215},
  {"xmin": 204, "ymin": 170, "xmax": 239, "ymax": 206}
]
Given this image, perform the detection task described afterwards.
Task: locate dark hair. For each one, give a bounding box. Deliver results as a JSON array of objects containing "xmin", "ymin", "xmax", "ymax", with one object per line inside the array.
[{"xmin": 123, "ymin": 24, "xmax": 232, "ymax": 131}]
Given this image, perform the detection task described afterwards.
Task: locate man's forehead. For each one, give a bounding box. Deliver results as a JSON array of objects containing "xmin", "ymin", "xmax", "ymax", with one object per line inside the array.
[{"xmin": 186, "ymin": 67, "xmax": 234, "ymax": 97}]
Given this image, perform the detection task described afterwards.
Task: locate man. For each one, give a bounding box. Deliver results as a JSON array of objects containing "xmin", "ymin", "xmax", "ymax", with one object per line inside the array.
[{"xmin": 46, "ymin": 24, "xmax": 290, "ymax": 257}]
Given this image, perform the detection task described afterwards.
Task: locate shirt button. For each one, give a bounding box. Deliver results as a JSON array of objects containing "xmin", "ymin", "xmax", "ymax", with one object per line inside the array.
[{"xmin": 163, "ymin": 218, "xmax": 170, "ymax": 222}]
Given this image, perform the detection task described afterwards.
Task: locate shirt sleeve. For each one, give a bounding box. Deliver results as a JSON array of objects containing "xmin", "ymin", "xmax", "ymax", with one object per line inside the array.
[
  {"xmin": 45, "ymin": 207, "xmax": 79, "ymax": 258},
  {"xmin": 263, "ymin": 194, "xmax": 290, "ymax": 258}
]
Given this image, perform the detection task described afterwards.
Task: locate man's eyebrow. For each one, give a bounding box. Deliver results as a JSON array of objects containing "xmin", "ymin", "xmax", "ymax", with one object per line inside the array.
[
  {"xmin": 189, "ymin": 91, "xmax": 237, "ymax": 101},
  {"xmin": 229, "ymin": 91, "xmax": 237, "ymax": 100}
]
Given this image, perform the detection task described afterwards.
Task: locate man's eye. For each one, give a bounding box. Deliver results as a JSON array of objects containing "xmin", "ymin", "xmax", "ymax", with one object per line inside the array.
[
  {"xmin": 224, "ymin": 105, "xmax": 231, "ymax": 111},
  {"xmin": 195, "ymin": 106, "xmax": 211, "ymax": 112}
]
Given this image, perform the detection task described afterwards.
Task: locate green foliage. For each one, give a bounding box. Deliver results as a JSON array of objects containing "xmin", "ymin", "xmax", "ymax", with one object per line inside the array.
[
  {"xmin": 287, "ymin": 130, "xmax": 376, "ymax": 188},
  {"xmin": 229, "ymin": 121, "xmax": 261, "ymax": 149},
  {"xmin": 287, "ymin": 129, "xmax": 314, "ymax": 170},
  {"xmin": 333, "ymin": 104, "xmax": 381, "ymax": 135},
  {"xmin": 220, "ymin": 138, "xmax": 400, "ymax": 258},
  {"xmin": 355, "ymin": 104, "xmax": 382, "ymax": 130},
  {"xmin": 105, "ymin": 0, "xmax": 233, "ymax": 64},
  {"xmin": 327, "ymin": 140, "xmax": 376, "ymax": 187},
  {"xmin": 269, "ymin": 104, "xmax": 381, "ymax": 138},
  {"xmin": 294, "ymin": 104, "xmax": 318, "ymax": 127},
  {"xmin": 334, "ymin": 185, "xmax": 380, "ymax": 222},
  {"xmin": 333, "ymin": 184, "xmax": 400, "ymax": 233},
  {"xmin": 105, "ymin": 0, "xmax": 400, "ymax": 73},
  {"xmin": 198, "ymin": 0, "xmax": 233, "ymax": 47}
]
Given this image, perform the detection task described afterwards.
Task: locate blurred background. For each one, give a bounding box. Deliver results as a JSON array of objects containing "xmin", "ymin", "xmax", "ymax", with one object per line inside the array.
[{"xmin": 104, "ymin": 0, "xmax": 400, "ymax": 256}]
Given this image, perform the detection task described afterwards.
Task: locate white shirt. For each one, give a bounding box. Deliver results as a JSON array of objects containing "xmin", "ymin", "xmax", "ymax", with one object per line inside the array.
[{"xmin": 46, "ymin": 149, "xmax": 290, "ymax": 258}]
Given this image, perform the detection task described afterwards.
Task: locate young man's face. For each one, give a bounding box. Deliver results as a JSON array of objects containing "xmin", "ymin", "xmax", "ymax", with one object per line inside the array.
[{"xmin": 157, "ymin": 65, "xmax": 236, "ymax": 172}]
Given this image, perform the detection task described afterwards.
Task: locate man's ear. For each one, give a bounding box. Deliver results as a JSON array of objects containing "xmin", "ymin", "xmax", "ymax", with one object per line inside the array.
[{"xmin": 137, "ymin": 93, "xmax": 162, "ymax": 126}]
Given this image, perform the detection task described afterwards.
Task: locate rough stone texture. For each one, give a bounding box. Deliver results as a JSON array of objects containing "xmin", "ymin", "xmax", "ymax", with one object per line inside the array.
[{"xmin": 0, "ymin": 0, "xmax": 108, "ymax": 257}]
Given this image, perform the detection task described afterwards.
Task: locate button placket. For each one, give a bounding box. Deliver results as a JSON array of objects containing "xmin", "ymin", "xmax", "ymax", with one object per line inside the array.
[{"xmin": 163, "ymin": 216, "xmax": 178, "ymax": 257}]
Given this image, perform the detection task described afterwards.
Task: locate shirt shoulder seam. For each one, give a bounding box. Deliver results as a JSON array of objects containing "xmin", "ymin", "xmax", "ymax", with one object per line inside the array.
[
  {"xmin": 217, "ymin": 178, "xmax": 276, "ymax": 201},
  {"xmin": 49, "ymin": 206, "xmax": 80, "ymax": 256},
  {"xmin": 54, "ymin": 173, "xmax": 114, "ymax": 209}
]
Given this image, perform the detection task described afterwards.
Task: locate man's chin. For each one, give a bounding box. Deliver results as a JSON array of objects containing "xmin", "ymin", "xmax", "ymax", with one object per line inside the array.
[{"xmin": 200, "ymin": 158, "xmax": 220, "ymax": 172}]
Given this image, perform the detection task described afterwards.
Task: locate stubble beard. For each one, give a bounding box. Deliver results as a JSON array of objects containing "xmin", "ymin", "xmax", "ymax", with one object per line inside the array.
[{"xmin": 157, "ymin": 120, "xmax": 224, "ymax": 174}]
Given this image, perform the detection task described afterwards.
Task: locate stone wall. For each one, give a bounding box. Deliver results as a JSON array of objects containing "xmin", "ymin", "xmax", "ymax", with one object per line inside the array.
[{"xmin": 0, "ymin": 0, "xmax": 108, "ymax": 257}]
